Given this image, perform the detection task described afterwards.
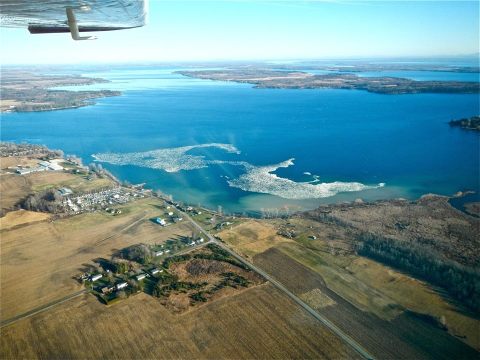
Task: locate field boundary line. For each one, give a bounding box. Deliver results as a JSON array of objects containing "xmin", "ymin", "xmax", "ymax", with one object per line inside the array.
[{"xmin": 1, "ymin": 289, "xmax": 88, "ymax": 328}]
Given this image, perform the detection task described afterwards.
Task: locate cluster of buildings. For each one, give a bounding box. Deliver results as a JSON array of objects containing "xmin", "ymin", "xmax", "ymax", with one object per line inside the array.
[
  {"xmin": 15, "ymin": 159, "xmax": 64, "ymax": 175},
  {"xmin": 63, "ymin": 187, "xmax": 144, "ymax": 214},
  {"xmin": 87, "ymin": 267, "xmax": 164, "ymax": 296},
  {"xmin": 155, "ymin": 206, "xmax": 183, "ymax": 227},
  {"xmin": 187, "ymin": 237, "xmax": 205, "ymax": 247}
]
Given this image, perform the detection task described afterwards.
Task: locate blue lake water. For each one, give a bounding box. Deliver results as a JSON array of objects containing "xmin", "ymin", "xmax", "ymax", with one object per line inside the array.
[{"xmin": 1, "ymin": 66, "xmax": 479, "ymax": 214}]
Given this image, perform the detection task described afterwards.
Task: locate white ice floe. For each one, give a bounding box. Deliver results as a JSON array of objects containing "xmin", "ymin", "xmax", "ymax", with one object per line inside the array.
[
  {"xmin": 226, "ymin": 158, "xmax": 385, "ymax": 200},
  {"xmin": 93, "ymin": 144, "xmax": 384, "ymax": 200},
  {"xmin": 92, "ymin": 143, "xmax": 240, "ymax": 173}
]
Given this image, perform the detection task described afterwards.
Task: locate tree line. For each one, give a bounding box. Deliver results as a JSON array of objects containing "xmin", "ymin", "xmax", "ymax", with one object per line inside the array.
[{"xmin": 355, "ymin": 233, "xmax": 480, "ymax": 312}]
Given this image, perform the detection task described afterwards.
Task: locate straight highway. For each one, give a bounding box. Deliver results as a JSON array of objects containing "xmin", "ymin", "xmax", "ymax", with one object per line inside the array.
[{"xmin": 178, "ymin": 207, "xmax": 376, "ymax": 360}]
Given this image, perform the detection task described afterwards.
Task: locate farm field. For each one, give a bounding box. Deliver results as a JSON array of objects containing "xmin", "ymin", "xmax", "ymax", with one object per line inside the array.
[
  {"xmin": 0, "ymin": 284, "xmax": 359, "ymax": 359},
  {"xmin": 27, "ymin": 171, "xmax": 114, "ymax": 193},
  {"xmin": 254, "ymin": 247, "xmax": 477, "ymax": 359},
  {"xmin": 218, "ymin": 220, "xmax": 480, "ymax": 357},
  {"xmin": 217, "ymin": 219, "xmax": 293, "ymax": 259},
  {"xmin": 0, "ymin": 174, "xmax": 31, "ymax": 214},
  {"xmin": 0, "ymin": 197, "xmax": 193, "ymax": 321},
  {"xmin": 0, "ymin": 209, "xmax": 50, "ymax": 230}
]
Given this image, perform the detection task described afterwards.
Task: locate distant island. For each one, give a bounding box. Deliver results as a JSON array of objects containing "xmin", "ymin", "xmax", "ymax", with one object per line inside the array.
[
  {"xmin": 270, "ymin": 62, "xmax": 480, "ymax": 74},
  {"xmin": 176, "ymin": 69, "xmax": 480, "ymax": 95},
  {"xmin": 449, "ymin": 116, "xmax": 480, "ymax": 131},
  {"xmin": 0, "ymin": 69, "xmax": 121, "ymax": 113}
]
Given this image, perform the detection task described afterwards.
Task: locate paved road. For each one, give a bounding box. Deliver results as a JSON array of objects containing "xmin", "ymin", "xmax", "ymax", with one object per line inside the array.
[
  {"xmin": 179, "ymin": 208, "xmax": 375, "ymax": 360},
  {"xmin": 1, "ymin": 289, "xmax": 88, "ymax": 328}
]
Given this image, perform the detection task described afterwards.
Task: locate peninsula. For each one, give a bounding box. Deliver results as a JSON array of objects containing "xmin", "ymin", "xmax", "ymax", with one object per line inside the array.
[
  {"xmin": 0, "ymin": 69, "xmax": 121, "ymax": 113},
  {"xmin": 176, "ymin": 69, "xmax": 480, "ymax": 94}
]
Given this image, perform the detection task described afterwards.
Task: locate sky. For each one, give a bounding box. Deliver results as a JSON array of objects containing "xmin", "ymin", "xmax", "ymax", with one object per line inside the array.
[{"xmin": 0, "ymin": 0, "xmax": 479, "ymax": 64}]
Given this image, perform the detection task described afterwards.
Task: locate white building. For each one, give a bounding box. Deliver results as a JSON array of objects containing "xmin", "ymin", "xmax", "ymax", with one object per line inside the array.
[
  {"xmin": 59, "ymin": 187, "xmax": 73, "ymax": 196},
  {"xmin": 48, "ymin": 163, "xmax": 63, "ymax": 171},
  {"xmin": 90, "ymin": 274, "xmax": 102, "ymax": 282},
  {"xmin": 116, "ymin": 282, "xmax": 128, "ymax": 290},
  {"xmin": 136, "ymin": 274, "xmax": 146, "ymax": 281},
  {"xmin": 155, "ymin": 217, "xmax": 166, "ymax": 226}
]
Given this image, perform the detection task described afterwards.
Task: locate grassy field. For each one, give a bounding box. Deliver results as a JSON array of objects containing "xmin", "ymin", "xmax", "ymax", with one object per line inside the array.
[
  {"xmin": 0, "ymin": 174, "xmax": 31, "ymax": 213},
  {"xmin": 0, "ymin": 284, "xmax": 359, "ymax": 359},
  {"xmin": 0, "ymin": 209, "xmax": 50, "ymax": 231},
  {"xmin": 27, "ymin": 171, "xmax": 115, "ymax": 193},
  {"xmin": 219, "ymin": 220, "xmax": 480, "ymax": 355},
  {"xmin": 0, "ymin": 156, "xmax": 40, "ymax": 170},
  {"xmin": 0, "ymin": 198, "xmax": 193, "ymax": 321},
  {"xmin": 253, "ymin": 247, "xmax": 478, "ymax": 359},
  {"xmin": 217, "ymin": 219, "xmax": 293, "ymax": 259}
]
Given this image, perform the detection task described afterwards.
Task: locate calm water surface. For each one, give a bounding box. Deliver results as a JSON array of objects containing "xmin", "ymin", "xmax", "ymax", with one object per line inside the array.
[{"xmin": 1, "ymin": 66, "xmax": 479, "ymax": 214}]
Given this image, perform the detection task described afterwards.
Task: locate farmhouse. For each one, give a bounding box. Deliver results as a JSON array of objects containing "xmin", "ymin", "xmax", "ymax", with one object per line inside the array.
[
  {"xmin": 150, "ymin": 268, "xmax": 162, "ymax": 275},
  {"xmin": 116, "ymin": 282, "xmax": 128, "ymax": 290},
  {"xmin": 136, "ymin": 274, "xmax": 146, "ymax": 281},
  {"xmin": 58, "ymin": 187, "xmax": 73, "ymax": 196},
  {"xmin": 101, "ymin": 287, "xmax": 115, "ymax": 295},
  {"xmin": 155, "ymin": 217, "xmax": 167, "ymax": 226},
  {"xmin": 90, "ymin": 274, "xmax": 102, "ymax": 282},
  {"xmin": 16, "ymin": 168, "xmax": 33, "ymax": 175},
  {"xmin": 154, "ymin": 251, "xmax": 164, "ymax": 257}
]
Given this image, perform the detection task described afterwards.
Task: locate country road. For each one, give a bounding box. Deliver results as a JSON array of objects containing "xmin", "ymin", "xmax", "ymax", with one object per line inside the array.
[
  {"xmin": 0, "ymin": 289, "xmax": 88, "ymax": 328},
  {"xmin": 178, "ymin": 207, "xmax": 375, "ymax": 360}
]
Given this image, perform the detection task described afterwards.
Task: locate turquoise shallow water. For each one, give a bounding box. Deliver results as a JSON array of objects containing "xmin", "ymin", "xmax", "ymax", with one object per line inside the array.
[{"xmin": 1, "ymin": 66, "xmax": 479, "ymax": 214}]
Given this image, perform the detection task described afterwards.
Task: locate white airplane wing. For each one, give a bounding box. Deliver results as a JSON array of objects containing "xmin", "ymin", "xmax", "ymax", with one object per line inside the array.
[{"xmin": 0, "ymin": 0, "xmax": 148, "ymax": 40}]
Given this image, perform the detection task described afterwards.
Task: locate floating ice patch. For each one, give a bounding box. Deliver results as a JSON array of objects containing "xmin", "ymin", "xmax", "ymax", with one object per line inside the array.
[
  {"xmin": 92, "ymin": 143, "xmax": 240, "ymax": 173},
  {"xmin": 93, "ymin": 144, "xmax": 383, "ymax": 200},
  {"xmin": 227, "ymin": 158, "xmax": 385, "ymax": 200}
]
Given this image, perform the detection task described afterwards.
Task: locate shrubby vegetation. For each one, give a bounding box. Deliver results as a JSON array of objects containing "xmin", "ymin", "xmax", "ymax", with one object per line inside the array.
[
  {"xmin": 20, "ymin": 189, "xmax": 63, "ymax": 213},
  {"xmin": 355, "ymin": 233, "xmax": 480, "ymax": 312},
  {"xmin": 193, "ymin": 244, "xmax": 250, "ymax": 270},
  {"xmin": 122, "ymin": 244, "xmax": 153, "ymax": 264},
  {"xmin": 163, "ymin": 254, "xmax": 192, "ymax": 268}
]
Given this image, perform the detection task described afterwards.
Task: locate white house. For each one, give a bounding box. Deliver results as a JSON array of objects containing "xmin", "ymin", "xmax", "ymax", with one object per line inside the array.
[
  {"xmin": 136, "ymin": 274, "xmax": 146, "ymax": 281},
  {"xmin": 59, "ymin": 187, "xmax": 73, "ymax": 196},
  {"xmin": 150, "ymin": 268, "xmax": 161, "ymax": 275},
  {"xmin": 116, "ymin": 282, "xmax": 128, "ymax": 290},
  {"xmin": 48, "ymin": 163, "xmax": 63, "ymax": 171},
  {"xmin": 155, "ymin": 217, "xmax": 166, "ymax": 226},
  {"xmin": 90, "ymin": 274, "xmax": 102, "ymax": 282},
  {"xmin": 154, "ymin": 250, "xmax": 164, "ymax": 257}
]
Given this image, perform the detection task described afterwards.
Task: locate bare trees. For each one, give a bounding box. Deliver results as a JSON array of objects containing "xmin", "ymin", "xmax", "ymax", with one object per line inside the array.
[
  {"xmin": 356, "ymin": 233, "xmax": 480, "ymax": 312},
  {"xmin": 21, "ymin": 189, "xmax": 63, "ymax": 213}
]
